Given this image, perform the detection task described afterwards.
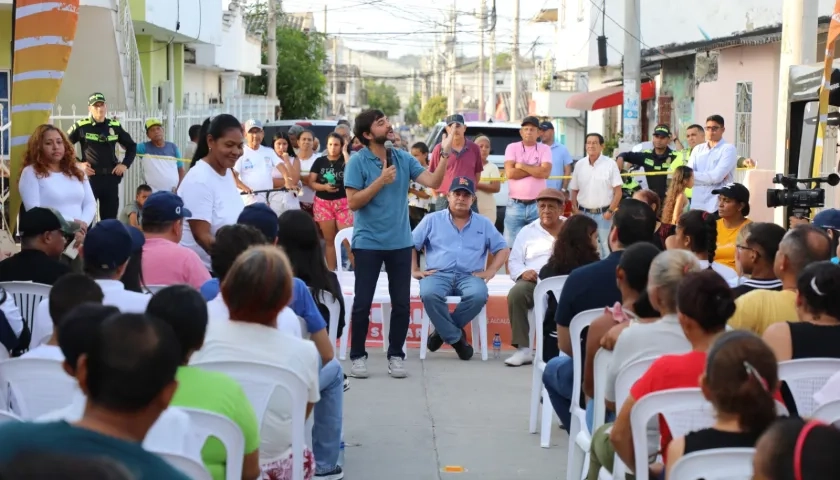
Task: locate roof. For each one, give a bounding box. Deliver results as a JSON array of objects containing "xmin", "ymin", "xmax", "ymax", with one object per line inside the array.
[{"xmin": 642, "ymin": 16, "xmax": 831, "ymax": 61}]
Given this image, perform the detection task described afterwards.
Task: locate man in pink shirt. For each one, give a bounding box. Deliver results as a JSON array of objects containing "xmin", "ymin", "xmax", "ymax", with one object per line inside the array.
[
  {"xmin": 140, "ymin": 191, "xmax": 210, "ymax": 289},
  {"xmin": 503, "ymin": 116, "xmax": 552, "ymax": 244},
  {"xmin": 429, "ymin": 114, "xmax": 484, "ymax": 213}
]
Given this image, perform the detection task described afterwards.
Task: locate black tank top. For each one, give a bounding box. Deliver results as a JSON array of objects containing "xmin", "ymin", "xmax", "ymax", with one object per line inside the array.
[
  {"xmin": 684, "ymin": 428, "xmax": 760, "ymax": 455},
  {"xmin": 789, "ymin": 322, "xmax": 840, "ymax": 359}
]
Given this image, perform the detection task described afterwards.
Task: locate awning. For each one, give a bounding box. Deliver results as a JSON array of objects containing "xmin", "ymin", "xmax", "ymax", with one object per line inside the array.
[{"xmin": 565, "ymin": 81, "xmax": 656, "ymax": 111}]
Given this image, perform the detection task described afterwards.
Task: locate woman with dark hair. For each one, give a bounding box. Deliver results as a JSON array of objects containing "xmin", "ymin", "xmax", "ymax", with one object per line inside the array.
[
  {"xmin": 120, "ymin": 249, "xmax": 147, "ymax": 294},
  {"xmin": 753, "ymin": 418, "xmax": 840, "ymax": 480},
  {"xmin": 178, "ymin": 114, "xmax": 246, "ymax": 271},
  {"xmin": 270, "ymin": 131, "xmax": 302, "ymax": 213},
  {"xmin": 536, "ymin": 214, "xmax": 601, "ymax": 360},
  {"xmin": 633, "ymin": 189, "xmax": 674, "ymax": 250},
  {"xmin": 296, "ymin": 130, "xmax": 319, "ymax": 216},
  {"xmin": 665, "ymin": 331, "xmax": 779, "ymax": 477},
  {"xmin": 666, "ymin": 209, "xmax": 739, "ymax": 285},
  {"xmin": 277, "ymin": 210, "xmax": 346, "ymax": 337},
  {"xmin": 713, "ymin": 182, "xmax": 751, "ymax": 269},
  {"xmin": 309, "ymin": 132, "xmax": 353, "ymax": 270}
]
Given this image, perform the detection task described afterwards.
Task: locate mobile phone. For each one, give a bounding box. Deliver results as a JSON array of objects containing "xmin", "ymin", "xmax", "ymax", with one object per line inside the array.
[{"xmin": 63, "ymin": 243, "xmax": 79, "ymax": 260}]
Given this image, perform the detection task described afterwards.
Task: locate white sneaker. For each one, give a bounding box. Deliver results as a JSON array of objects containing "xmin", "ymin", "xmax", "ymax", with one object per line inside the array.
[
  {"xmin": 504, "ymin": 349, "xmax": 535, "ymax": 367},
  {"xmin": 350, "ymin": 358, "xmax": 369, "ymax": 378}
]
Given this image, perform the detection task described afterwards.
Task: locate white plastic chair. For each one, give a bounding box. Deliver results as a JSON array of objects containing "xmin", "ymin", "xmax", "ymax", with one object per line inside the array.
[
  {"xmin": 0, "ymin": 281, "xmax": 50, "ymax": 334},
  {"xmin": 192, "ymin": 360, "xmax": 308, "ymax": 480},
  {"xmin": 778, "ymin": 358, "xmax": 840, "ymax": 417},
  {"xmin": 180, "ymin": 407, "xmax": 246, "ymax": 480},
  {"xmin": 418, "ymin": 297, "xmax": 488, "ymax": 360},
  {"xmin": 333, "ymin": 228, "xmax": 353, "ymax": 274},
  {"xmin": 668, "ymin": 447, "xmax": 755, "ymax": 480},
  {"xmin": 0, "ymin": 408, "xmax": 20, "ymax": 423},
  {"xmin": 0, "ymin": 357, "xmax": 78, "ymax": 419},
  {"xmin": 157, "ymin": 451, "xmax": 213, "ymax": 480},
  {"xmin": 320, "ymin": 292, "xmax": 342, "ymax": 355},
  {"xmin": 567, "ymin": 308, "xmax": 607, "ymax": 477},
  {"xmin": 629, "ymin": 388, "xmax": 716, "ymax": 480},
  {"xmin": 591, "ymin": 348, "xmax": 613, "ymax": 433},
  {"xmin": 813, "ymin": 398, "xmax": 840, "ymax": 424},
  {"xmin": 527, "ymin": 275, "xmax": 568, "ymax": 441},
  {"xmin": 146, "ymin": 285, "xmax": 168, "ymax": 294}
]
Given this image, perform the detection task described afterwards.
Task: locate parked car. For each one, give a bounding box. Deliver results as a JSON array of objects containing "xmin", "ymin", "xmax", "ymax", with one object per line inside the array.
[
  {"xmin": 262, "ymin": 119, "xmax": 339, "ymax": 152},
  {"xmin": 425, "ymin": 121, "xmax": 522, "ymax": 232}
]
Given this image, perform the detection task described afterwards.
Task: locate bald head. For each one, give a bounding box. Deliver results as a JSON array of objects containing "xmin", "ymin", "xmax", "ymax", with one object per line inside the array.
[{"xmin": 778, "ymin": 225, "xmax": 832, "ymax": 276}]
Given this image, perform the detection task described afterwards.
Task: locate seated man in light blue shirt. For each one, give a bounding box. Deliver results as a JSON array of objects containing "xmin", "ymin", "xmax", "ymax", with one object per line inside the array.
[
  {"xmin": 539, "ymin": 122, "xmax": 573, "ymax": 191},
  {"xmin": 412, "ymin": 176, "xmax": 510, "ymax": 360}
]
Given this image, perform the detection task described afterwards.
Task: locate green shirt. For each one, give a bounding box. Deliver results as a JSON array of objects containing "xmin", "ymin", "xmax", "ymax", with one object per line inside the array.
[
  {"xmin": 170, "ymin": 366, "xmax": 261, "ymax": 480},
  {"xmin": 0, "ymin": 421, "xmax": 189, "ymax": 480}
]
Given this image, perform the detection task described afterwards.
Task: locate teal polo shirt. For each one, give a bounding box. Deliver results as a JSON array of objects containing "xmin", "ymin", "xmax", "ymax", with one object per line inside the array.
[{"xmin": 345, "ymin": 146, "xmax": 425, "ymax": 250}]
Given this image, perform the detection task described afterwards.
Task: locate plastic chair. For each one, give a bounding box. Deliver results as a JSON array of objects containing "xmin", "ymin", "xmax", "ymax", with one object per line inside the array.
[
  {"xmin": 418, "ymin": 298, "xmax": 488, "ymax": 360},
  {"xmin": 629, "ymin": 388, "xmax": 716, "ymax": 480},
  {"xmin": 813, "ymin": 398, "xmax": 840, "ymax": 424},
  {"xmin": 0, "ymin": 409, "xmax": 20, "ymax": 423},
  {"xmin": 778, "ymin": 358, "xmax": 840, "ymax": 417},
  {"xmin": 156, "ymin": 451, "xmax": 213, "ymax": 480},
  {"xmin": 567, "ymin": 308, "xmax": 607, "ymax": 477},
  {"xmin": 180, "ymin": 407, "xmax": 246, "ymax": 480},
  {"xmin": 527, "ymin": 275, "xmax": 568, "ymax": 441},
  {"xmin": 320, "ymin": 292, "xmax": 342, "ymax": 355},
  {"xmin": 145, "ymin": 285, "xmax": 168, "ymax": 294},
  {"xmin": 192, "ymin": 360, "xmax": 308, "ymax": 480},
  {"xmin": 591, "ymin": 348, "xmax": 613, "ymax": 432},
  {"xmin": 0, "ymin": 281, "xmax": 50, "ymax": 334},
  {"xmin": 0, "ymin": 357, "xmax": 78, "ymax": 419},
  {"xmin": 334, "ymin": 228, "xmax": 353, "ymax": 274},
  {"xmin": 668, "ymin": 447, "xmax": 755, "ymax": 480}
]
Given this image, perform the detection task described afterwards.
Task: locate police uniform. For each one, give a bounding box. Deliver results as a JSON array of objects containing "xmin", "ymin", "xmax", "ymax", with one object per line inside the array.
[
  {"xmin": 67, "ymin": 93, "xmax": 137, "ymax": 220},
  {"xmin": 616, "ymin": 125, "xmax": 677, "ymax": 200}
]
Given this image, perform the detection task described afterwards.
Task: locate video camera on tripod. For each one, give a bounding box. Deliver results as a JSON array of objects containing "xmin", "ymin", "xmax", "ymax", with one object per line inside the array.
[{"xmin": 766, "ymin": 173, "xmax": 840, "ymax": 218}]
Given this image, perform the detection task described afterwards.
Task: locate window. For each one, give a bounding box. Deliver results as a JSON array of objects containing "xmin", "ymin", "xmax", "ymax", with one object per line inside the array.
[
  {"xmin": 735, "ymin": 81, "xmax": 752, "ymax": 158},
  {"xmin": 337, "ymin": 81, "xmax": 346, "ymax": 95},
  {"xmin": 0, "ymin": 71, "xmax": 8, "ymax": 157},
  {"xmin": 496, "ymin": 79, "xmax": 504, "ymax": 86}
]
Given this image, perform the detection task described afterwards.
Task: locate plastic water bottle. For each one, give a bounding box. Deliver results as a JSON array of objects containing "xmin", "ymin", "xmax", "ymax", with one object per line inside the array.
[{"xmin": 492, "ymin": 333, "xmax": 502, "ymax": 359}]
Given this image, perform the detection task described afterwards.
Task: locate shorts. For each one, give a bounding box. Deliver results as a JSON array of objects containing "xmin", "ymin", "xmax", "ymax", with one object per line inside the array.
[{"xmin": 313, "ymin": 197, "xmax": 354, "ymax": 225}]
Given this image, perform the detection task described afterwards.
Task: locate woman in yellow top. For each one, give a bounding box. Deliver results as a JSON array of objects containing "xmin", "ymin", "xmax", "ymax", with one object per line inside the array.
[{"xmin": 712, "ymin": 183, "xmax": 752, "ymax": 269}]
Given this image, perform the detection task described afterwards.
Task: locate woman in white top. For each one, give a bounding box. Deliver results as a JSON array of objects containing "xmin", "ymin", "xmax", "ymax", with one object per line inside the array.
[
  {"xmin": 20, "ymin": 124, "xmax": 96, "ymax": 240},
  {"xmin": 178, "ymin": 114, "xmax": 246, "ymax": 271},
  {"xmin": 296, "ymin": 130, "xmax": 319, "ymax": 216},
  {"xmin": 665, "ymin": 209, "xmax": 740, "ymax": 286},
  {"xmin": 473, "ymin": 135, "xmax": 501, "ymax": 224},
  {"xmin": 191, "ymin": 246, "xmax": 320, "ymax": 480},
  {"xmin": 269, "ymin": 131, "xmax": 302, "ymax": 214}
]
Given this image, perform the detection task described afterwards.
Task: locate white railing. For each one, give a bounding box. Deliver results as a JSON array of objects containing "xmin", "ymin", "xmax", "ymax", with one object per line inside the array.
[{"xmin": 116, "ymin": 0, "xmax": 146, "ymax": 109}]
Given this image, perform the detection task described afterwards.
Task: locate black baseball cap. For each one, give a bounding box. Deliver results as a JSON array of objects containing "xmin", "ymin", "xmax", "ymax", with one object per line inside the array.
[
  {"xmin": 712, "ymin": 183, "xmax": 750, "ymax": 204},
  {"xmin": 142, "ymin": 191, "xmax": 192, "ymax": 223},
  {"xmin": 19, "ymin": 207, "xmax": 80, "ymax": 237},
  {"xmin": 521, "ymin": 116, "xmax": 540, "ymax": 129},
  {"xmin": 539, "ymin": 121, "xmax": 554, "ymax": 131},
  {"xmin": 449, "ymin": 176, "xmax": 476, "ymax": 195},
  {"xmin": 445, "ymin": 114, "xmax": 466, "ymax": 126},
  {"xmin": 653, "ymin": 125, "xmax": 671, "ymax": 137},
  {"xmin": 88, "ymin": 93, "xmax": 106, "ymax": 106}
]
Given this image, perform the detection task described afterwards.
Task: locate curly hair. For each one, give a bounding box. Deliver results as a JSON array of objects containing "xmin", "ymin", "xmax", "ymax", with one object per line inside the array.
[
  {"xmin": 545, "ymin": 215, "xmax": 601, "ymax": 273},
  {"xmin": 23, "ymin": 124, "xmax": 84, "ymax": 182},
  {"xmin": 662, "ymin": 166, "xmax": 693, "ymax": 224}
]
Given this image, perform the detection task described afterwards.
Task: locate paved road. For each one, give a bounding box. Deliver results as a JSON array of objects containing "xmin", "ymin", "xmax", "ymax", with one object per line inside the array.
[{"xmin": 341, "ymin": 350, "xmax": 570, "ymax": 479}]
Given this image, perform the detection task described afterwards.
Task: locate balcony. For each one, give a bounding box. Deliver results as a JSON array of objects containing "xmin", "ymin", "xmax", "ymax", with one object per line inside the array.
[{"xmin": 130, "ymin": 0, "xmax": 222, "ymax": 45}]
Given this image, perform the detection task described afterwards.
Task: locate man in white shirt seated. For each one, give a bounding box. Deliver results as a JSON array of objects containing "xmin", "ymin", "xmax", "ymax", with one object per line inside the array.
[
  {"xmin": 412, "ymin": 177, "xmax": 510, "ymax": 360},
  {"xmin": 234, "ymin": 119, "xmax": 282, "ymax": 206},
  {"xmin": 504, "ymin": 188, "xmax": 566, "ymax": 366},
  {"xmin": 33, "ymin": 220, "xmax": 150, "ymax": 335},
  {"xmin": 24, "ymin": 274, "xmax": 103, "ymax": 359}
]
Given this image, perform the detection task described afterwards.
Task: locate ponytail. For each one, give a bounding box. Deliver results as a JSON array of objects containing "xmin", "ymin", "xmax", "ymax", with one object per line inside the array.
[
  {"xmin": 190, "ymin": 117, "xmax": 212, "ymax": 168},
  {"xmin": 677, "ymin": 210, "xmax": 719, "ymax": 266},
  {"xmin": 704, "ymin": 212, "xmax": 718, "ymax": 267},
  {"xmin": 190, "ymin": 114, "xmax": 244, "ymax": 169}
]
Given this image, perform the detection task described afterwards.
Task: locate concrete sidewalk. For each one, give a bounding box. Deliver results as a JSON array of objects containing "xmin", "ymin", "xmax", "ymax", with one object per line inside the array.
[{"xmin": 340, "ymin": 350, "xmax": 570, "ymax": 479}]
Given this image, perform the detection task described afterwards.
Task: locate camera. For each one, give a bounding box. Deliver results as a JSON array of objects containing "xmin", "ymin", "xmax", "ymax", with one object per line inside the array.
[{"xmin": 767, "ymin": 173, "xmax": 840, "ymax": 217}]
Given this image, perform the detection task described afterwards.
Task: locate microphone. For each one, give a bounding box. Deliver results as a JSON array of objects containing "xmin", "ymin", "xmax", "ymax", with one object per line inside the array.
[{"xmin": 384, "ymin": 140, "xmax": 393, "ymax": 168}]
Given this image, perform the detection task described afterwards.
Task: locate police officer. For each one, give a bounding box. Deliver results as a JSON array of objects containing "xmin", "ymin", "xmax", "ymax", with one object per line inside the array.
[
  {"xmin": 615, "ymin": 124, "xmax": 677, "ymax": 200},
  {"xmin": 67, "ymin": 93, "xmax": 137, "ymax": 220}
]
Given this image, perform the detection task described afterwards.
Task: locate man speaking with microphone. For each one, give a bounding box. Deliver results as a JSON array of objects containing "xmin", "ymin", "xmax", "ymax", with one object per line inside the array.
[{"xmin": 344, "ymin": 109, "xmax": 449, "ymax": 379}]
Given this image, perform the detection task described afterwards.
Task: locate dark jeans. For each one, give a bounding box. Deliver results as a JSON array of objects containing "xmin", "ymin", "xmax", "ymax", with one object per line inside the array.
[
  {"xmin": 349, "ymin": 247, "xmax": 413, "ymax": 360},
  {"xmin": 89, "ymin": 175, "xmax": 120, "ymax": 220}
]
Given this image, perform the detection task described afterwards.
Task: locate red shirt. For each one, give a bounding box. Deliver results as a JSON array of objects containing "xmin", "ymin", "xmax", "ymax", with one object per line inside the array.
[{"xmin": 430, "ymin": 141, "xmax": 484, "ymax": 193}]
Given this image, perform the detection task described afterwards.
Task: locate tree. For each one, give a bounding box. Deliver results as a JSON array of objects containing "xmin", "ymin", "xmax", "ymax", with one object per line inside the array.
[
  {"xmin": 419, "ymin": 95, "xmax": 447, "ymax": 128},
  {"xmin": 364, "ymin": 80, "xmax": 400, "ymax": 117},
  {"xmin": 244, "ymin": 23, "xmax": 328, "ymax": 119},
  {"xmin": 404, "ymin": 93, "xmax": 421, "ymax": 125}
]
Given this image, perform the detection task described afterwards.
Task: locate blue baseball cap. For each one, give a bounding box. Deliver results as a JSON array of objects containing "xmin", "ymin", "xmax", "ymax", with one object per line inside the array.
[
  {"xmin": 813, "ymin": 209, "xmax": 840, "ymax": 229},
  {"xmin": 83, "ymin": 219, "xmax": 145, "ymax": 270},
  {"xmin": 237, "ymin": 203, "xmax": 278, "ymax": 241},
  {"xmin": 142, "ymin": 191, "xmax": 192, "ymax": 223},
  {"xmin": 449, "ymin": 176, "xmax": 476, "ymax": 195}
]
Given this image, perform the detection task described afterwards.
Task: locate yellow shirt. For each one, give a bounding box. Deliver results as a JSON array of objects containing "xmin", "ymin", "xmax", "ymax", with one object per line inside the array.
[
  {"xmin": 728, "ymin": 289, "xmax": 798, "ymax": 335},
  {"xmin": 716, "ymin": 218, "xmax": 751, "ymax": 270}
]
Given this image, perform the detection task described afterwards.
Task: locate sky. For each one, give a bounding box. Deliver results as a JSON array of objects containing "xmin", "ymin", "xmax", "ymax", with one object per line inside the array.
[{"xmin": 278, "ymin": 0, "xmax": 557, "ymax": 60}]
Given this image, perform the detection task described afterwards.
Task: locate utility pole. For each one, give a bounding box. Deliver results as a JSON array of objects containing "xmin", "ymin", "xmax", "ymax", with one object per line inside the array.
[
  {"xmin": 331, "ymin": 37, "xmax": 338, "ymax": 117},
  {"xmin": 478, "ymin": 0, "xmax": 486, "ymax": 121},
  {"xmin": 432, "ymin": 33, "xmax": 440, "ymax": 97},
  {"xmin": 266, "ymin": 0, "xmax": 277, "ymax": 101},
  {"xmin": 323, "ymin": 4, "xmax": 327, "ymax": 34},
  {"xmin": 510, "ymin": 0, "xmax": 519, "ymax": 121},
  {"xmin": 447, "ymin": 2, "xmax": 457, "ymax": 113},
  {"xmin": 622, "ymin": 0, "xmax": 642, "ymax": 146},
  {"xmin": 488, "ymin": 7, "xmax": 496, "ymax": 121}
]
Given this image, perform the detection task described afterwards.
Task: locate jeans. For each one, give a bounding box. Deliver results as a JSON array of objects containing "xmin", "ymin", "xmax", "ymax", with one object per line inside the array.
[
  {"xmin": 313, "ymin": 358, "xmax": 344, "ymax": 474},
  {"xmin": 504, "ymin": 199, "xmax": 539, "ymax": 246},
  {"xmin": 419, "ymin": 272, "xmax": 489, "ymax": 344},
  {"xmin": 542, "ymin": 354, "xmax": 574, "ymax": 431},
  {"xmin": 350, "ymin": 247, "xmax": 413, "ymax": 360},
  {"xmin": 582, "ymin": 211, "xmax": 612, "ymax": 259}
]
